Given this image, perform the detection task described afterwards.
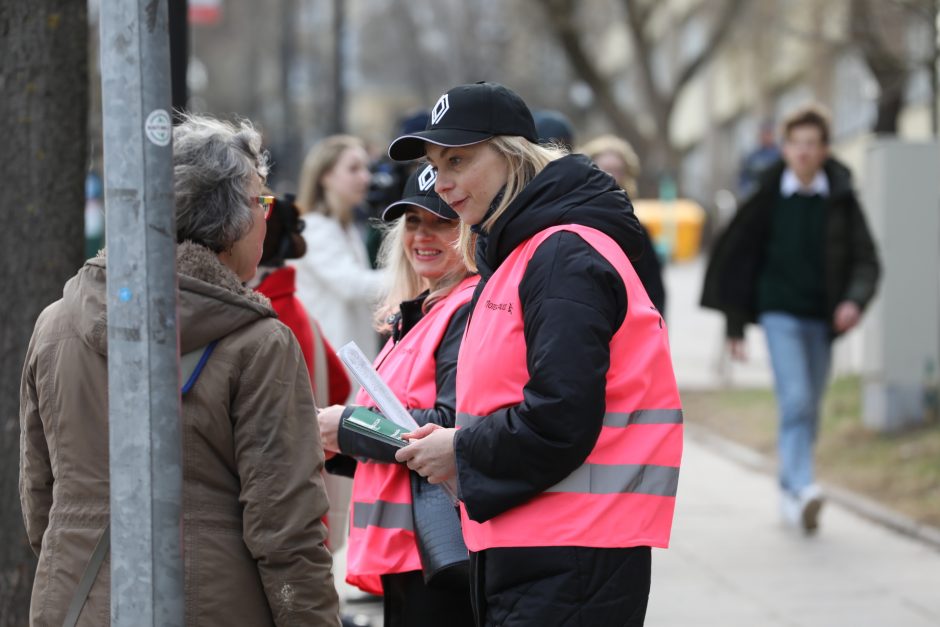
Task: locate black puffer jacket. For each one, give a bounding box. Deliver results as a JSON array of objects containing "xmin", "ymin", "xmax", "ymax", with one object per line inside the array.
[
  {"xmin": 454, "ymin": 153, "xmax": 647, "ymax": 523},
  {"xmin": 701, "ymin": 158, "xmax": 881, "ymax": 339},
  {"xmin": 471, "ymin": 545, "xmax": 651, "ymax": 626}
]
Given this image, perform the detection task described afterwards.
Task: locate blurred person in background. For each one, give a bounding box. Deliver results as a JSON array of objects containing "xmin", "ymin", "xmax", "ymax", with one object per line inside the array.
[
  {"xmin": 293, "ymin": 135, "xmax": 384, "ymax": 363},
  {"xmin": 580, "ymin": 135, "xmax": 641, "ymax": 199},
  {"xmin": 84, "ymin": 171, "xmax": 105, "ymax": 259},
  {"xmin": 702, "ymin": 104, "xmax": 880, "ymax": 534},
  {"xmin": 20, "ymin": 114, "xmax": 339, "ymax": 625},
  {"xmin": 391, "ymin": 82, "xmax": 682, "ymax": 627},
  {"xmin": 531, "ymin": 109, "xmax": 575, "ymax": 150},
  {"xmin": 580, "ymin": 134, "xmax": 667, "ymax": 317},
  {"xmin": 318, "ymin": 165, "xmax": 477, "ymax": 627},
  {"xmin": 293, "ymin": 134, "xmax": 384, "ymax": 561},
  {"xmin": 252, "ymin": 193, "xmax": 351, "ymax": 408},
  {"xmin": 363, "ymin": 111, "xmax": 432, "ymax": 267},
  {"xmin": 738, "ymin": 118, "xmax": 781, "ymax": 198}
]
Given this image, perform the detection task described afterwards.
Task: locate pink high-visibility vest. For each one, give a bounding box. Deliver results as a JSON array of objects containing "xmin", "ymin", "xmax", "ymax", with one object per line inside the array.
[
  {"xmin": 456, "ymin": 225, "xmax": 682, "ymax": 551},
  {"xmin": 346, "ymin": 276, "xmax": 478, "ymax": 594}
]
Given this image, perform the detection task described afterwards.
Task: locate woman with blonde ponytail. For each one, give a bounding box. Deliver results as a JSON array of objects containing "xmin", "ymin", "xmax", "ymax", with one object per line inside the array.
[{"xmin": 390, "ymin": 82, "xmax": 683, "ymax": 626}]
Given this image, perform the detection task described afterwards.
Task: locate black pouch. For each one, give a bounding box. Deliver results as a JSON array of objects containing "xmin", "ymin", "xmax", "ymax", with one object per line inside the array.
[{"xmin": 410, "ymin": 471, "xmax": 470, "ymax": 590}]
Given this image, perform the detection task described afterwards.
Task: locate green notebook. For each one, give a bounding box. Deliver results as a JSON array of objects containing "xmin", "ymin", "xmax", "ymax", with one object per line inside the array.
[{"xmin": 342, "ymin": 407, "xmax": 410, "ymax": 449}]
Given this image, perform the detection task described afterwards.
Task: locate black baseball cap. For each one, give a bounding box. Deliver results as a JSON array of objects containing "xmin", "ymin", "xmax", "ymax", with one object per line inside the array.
[
  {"xmin": 381, "ymin": 164, "xmax": 458, "ymax": 222},
  {"xmin": 533, "ymin": 109, "xmax": 575, "ymax": 148},
  {"xmin": 388, "ymin": 82, "xmax": 538, "ymax": 162}
]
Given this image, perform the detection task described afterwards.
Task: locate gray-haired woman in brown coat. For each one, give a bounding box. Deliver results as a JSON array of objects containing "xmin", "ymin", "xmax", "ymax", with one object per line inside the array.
[{"xmin": 19, "ymin": 114, "xmax": 340, "ymax": 626}]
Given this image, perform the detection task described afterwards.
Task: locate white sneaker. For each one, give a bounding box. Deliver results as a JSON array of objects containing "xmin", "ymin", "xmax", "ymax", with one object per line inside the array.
[
  {"xmin": 780, "ymin": 491, "xmax": 800, "ymax": 528},
  {"xmin": 798, "ymin": 484, "xmax": 824, "ymax": 534}
]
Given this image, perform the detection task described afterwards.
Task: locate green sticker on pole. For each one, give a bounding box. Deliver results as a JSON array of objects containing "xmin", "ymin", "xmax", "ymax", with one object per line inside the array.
[{"xmin": 145, "ymin": 109, "xmax": 172, "ymax": 147}]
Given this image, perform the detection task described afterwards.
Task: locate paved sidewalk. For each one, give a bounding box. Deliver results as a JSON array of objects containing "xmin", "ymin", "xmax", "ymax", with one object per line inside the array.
[
  {"xmin": 663, "ymin": 255, "xmax": 773, "ymax": 390},
  {"xmin": 651, "ymin": 255, "xmax": 940, "ymax": 626},
  {"xmin": 647, "ymin": 431, "xmax": 940, "ymax": 626},
  {"xmin": 333, "ymin": 544, "xmax": 384, "ymax": 626}
]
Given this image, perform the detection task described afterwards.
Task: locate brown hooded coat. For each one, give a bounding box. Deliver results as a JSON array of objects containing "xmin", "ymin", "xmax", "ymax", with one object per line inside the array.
[{"xmin": 19, "ymin": 242, "xmax": 340, "ymax": 626}]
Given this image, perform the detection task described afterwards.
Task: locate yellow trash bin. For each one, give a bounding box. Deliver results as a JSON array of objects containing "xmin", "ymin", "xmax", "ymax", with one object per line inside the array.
[{"xmin": 631, "ymin": 198, "xmax": 706, "ymax": 262}]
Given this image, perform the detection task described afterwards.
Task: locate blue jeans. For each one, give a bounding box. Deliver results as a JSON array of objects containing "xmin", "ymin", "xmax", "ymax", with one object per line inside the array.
[{"xmin": 759, "ymin": 312, "xmax": 832, "ymax": 496}]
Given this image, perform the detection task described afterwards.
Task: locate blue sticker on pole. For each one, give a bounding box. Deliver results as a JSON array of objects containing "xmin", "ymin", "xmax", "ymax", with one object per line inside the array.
[
  {"xmin": 118, "ymin": 287, "xmax": 132, "ymax": 302},
  {"xmin": 145, "ymin": 109, "xmax": 172, "ymax": 147}
]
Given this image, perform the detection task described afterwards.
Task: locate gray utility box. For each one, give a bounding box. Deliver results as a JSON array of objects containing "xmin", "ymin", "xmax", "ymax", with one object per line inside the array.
[{"xmin": 861, "ymin": 139, "xmax": 940, "ymax": 432}]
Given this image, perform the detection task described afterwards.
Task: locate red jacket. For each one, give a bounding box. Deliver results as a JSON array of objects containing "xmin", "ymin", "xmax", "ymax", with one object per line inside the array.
[{"xmin": 256, "ymin": 266, "xmax": 351, "ymax": 404}]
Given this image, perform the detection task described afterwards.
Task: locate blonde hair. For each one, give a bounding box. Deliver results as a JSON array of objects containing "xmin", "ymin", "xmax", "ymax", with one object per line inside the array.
[
  {"xmin": 579, "ymin": 134, "xmax": 641, "ymax": 197},
  {"xmin": 373, "ymin": 213, "xmax": 471, "ymax": 333},
  {"xmin": 456, "ymin": 136, "xmax": 567, "ymax": 271},
  {"xmin": 295, "ymin": 134, "xmax": 365, "ymax": 225}
]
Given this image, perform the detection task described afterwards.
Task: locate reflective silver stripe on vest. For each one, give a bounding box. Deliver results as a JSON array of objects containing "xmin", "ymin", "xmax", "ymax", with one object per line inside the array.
[
  {"xmin": 603, "ymin": 409, "xmax": 683, "ymax": 427},
  {"xmin": 546, "ymin": 463, "xmax": 679, "ymax": 497},
  {"xmin": 352, "ymin": 501, "xmax": 414, "ymax": 532},
  {"xmin": 457, "ymin": 409, "xmax": 683, "ymax": 430}
]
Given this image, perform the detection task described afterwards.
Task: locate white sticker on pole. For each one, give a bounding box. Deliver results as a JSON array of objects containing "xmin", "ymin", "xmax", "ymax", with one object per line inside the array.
[{"xmin": 145, "ymin": 109, "xmax": 172, "ymax": 147}]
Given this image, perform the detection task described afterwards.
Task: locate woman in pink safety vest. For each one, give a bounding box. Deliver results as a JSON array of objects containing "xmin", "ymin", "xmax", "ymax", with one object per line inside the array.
[
  {"xmin": 391, "ymin": 82, "xmax": 683, "ymax": 627},
  {"xmin": 317, "ymin": 165, "xmax": 477, "ymax": 627}
]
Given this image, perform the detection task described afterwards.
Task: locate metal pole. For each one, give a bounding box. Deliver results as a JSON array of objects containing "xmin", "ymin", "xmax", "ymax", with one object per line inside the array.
[
  {"xmin": 100, "ymin": 1, "xmax": 184, "ymax": 625},
  {"xmin": 932, "ymin": 0, "xmax": 939, "ymax": 136},
  {"xmin": 280, "ymin": 0, "xmax": 299, "ymax": 183},
  {"xmin": 168, "ymin": 0, "xmax": 189, "ymax": 118}
]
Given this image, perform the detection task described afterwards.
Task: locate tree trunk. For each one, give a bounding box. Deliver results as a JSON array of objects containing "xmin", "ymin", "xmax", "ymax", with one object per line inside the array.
[
  {"xmin": 873, "ymin": 88, "xmax": 904, "ymax": 135},
  {"xmin": 850, "ymin": 0, "xmax": 908, "ymax": 135},
  {"xmin": 0, "ymin": 3, "xmax": 87, "ymax": 625},
  {"xmin": 535, "ymin": 0, "xmax": 650, "ymax": 155},
  {"xmin": 638, "ymin": 140, "xmax": 683, "ymax": 198}
]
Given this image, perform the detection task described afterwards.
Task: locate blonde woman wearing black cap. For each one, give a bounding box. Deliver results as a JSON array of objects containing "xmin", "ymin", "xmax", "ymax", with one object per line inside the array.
[
  {"xmin": 392, "ymin": 82, "xmax": 683, "ymax": 626},
  {"xmin": 317, "ymin": 165, "xmax": 477, "ymax": 627}
]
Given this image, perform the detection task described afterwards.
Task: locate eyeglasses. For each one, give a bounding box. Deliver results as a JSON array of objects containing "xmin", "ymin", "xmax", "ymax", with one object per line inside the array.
[{"xmin": 255, "ymin": 195, "xmax": 275, "ymax": 220}]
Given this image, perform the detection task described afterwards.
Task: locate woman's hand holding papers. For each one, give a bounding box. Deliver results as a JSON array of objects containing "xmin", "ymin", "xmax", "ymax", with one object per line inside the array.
[
  {"xmin": 396, "ymin": 423, "xmax": 457, "ymax": 485},
  {"xmin": 317, "ymin": 405, "xmax": 344, "ymax": 455}
]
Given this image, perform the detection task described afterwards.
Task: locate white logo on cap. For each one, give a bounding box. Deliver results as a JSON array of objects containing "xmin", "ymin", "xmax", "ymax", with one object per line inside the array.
[
  {"xmin": 431, "ymin": 94, "xmax": 450, "ymax": 125},
  {"xmin": 418, "ymin": 165, "xmax": 437, "ymax": 191}
]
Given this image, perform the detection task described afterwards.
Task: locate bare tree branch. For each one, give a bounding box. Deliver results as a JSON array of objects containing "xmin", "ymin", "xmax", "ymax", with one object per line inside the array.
[
  {"xmin": 886, "ymin": 0, "xmax": 935, "ymax": 21},
  {"xmin": 622, "ymin": 0, "xmax": 662, "ymax": 115},
  {"xmin": 852, "ymin": 0, "xmax": 901, "ymax": 71},
  {"xmin": 535, "ymin": 0, "xmax": 650, "ymax": 152},
  {"xmin": 391, "ymin": 0, "xmax": 436, "ymax": 104},
  {"xmin": 851, "ymin": 0, "xmax": 909, "ymax": 133},
  {"xmin": 673, "ymin": 0, "xmax": 746, "ymax": 93},
  {"xmin": 536, "ymin": 0, "xmax": 744, "ymax": 187},
  {"xmin": 635, "ymin": 1, "xmax": 654, "ymax": 30},
  {"xmin": 623, "ymin": 0, "xmax": 744, "ymax": 126}
]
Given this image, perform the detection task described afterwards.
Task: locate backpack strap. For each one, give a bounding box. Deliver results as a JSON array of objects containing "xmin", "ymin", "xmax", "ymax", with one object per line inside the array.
[
  {"xmin": 62, "ymin": 341, "xmax": 217, "ymax": 627},
  {"xmin": 181, "ymin": 340, "xmax": 219, "ymax": 394}
]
